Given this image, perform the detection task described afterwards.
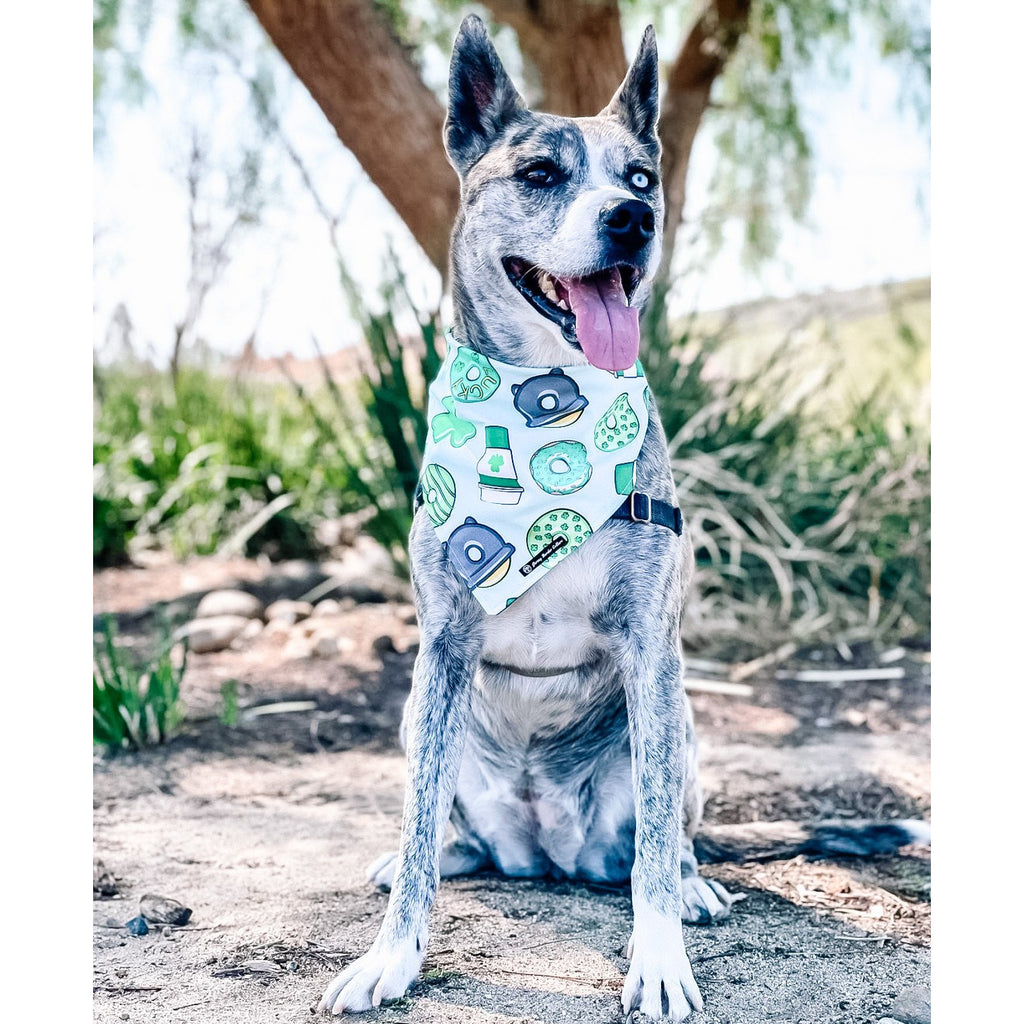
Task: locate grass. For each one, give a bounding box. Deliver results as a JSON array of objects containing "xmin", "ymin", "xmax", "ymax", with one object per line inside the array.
[
  {"xmin": 643, "ymin": 281, "xmax": 930, "ymax": 651},
  {"xmin": 93, "ymin": 362, "xmax": 363, "ymax": 565},
  {"xmin": 93, "ymin": 617, "xmax": 187, "ymax": 752}
]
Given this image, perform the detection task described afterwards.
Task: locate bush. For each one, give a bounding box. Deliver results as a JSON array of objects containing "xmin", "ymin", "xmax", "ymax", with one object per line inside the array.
[
  {"xmin": 642, "ymin": 284, "xmax": 930, "ymax": 649},
  {"xmin": 93, "ymin": 618, "xmax": 187, "ymax": 752},
  {"xmin": 93, "ymin": 364, "xmax": 362, "ymax": 563}
]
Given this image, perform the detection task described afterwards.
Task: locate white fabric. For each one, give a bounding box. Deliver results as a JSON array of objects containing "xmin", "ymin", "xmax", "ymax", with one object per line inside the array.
[{"xmin": 419, "ymin": 332, "xmax": 651, "ymax": 614}]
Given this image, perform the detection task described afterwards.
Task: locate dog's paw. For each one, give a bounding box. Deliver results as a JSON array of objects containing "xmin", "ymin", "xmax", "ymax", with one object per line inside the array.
[
  {"xmin": 622, "ymin": 904, "xmax": 703, "ymax": 1022},
  {"xmin": 679, "ymin": 875, "xmax": 742, "ymax": 925},
  {"xmin": 365, "ymin": 851, "xmax": 398, "ymax": 890},
  {"xmin": 317, "ymin": 933, "xmax": 424, "ymax": 1015}
]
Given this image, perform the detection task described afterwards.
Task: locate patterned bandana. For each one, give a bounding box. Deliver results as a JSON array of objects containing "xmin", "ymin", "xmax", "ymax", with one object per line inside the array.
[{"xmin": 419, "ymin": 331, "xmax": 651, "ymax": 614}]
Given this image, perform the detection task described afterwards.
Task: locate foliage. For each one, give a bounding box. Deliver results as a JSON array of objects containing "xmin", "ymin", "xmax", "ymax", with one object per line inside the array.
[
  {"xmin": 93, "ymin": 362, "xmax": 361, "ymax": 564},
  {"xmin": 643, "ymin": 284, "xmax": 929, "ymax": 649},
  {"xmin": 276, "ymin": 257, "xmax": 445, "ymax": 569},
  {"xmin": 93, "ymin": 617, "xmax": 187, "ymax": 752}
]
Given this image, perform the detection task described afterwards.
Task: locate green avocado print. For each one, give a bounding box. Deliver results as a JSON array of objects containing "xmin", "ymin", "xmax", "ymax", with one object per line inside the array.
[
  {"xmin": 594, "ymin": 393, "xmax": 640, "ymax": 452},
  {"xmin": 420, "ymin": 464, "xmax": 457, "ymax": 527},
  {"xmin": 450, "ymin": 347, "xmax": 500, "ymax": 403},
  {"xmin": 527, "ymin": 508, "xmax": 592, "ymax": 568},
  {"xmin": 431, "ymin": 396, "xmax": 477, "ymax": 448}
]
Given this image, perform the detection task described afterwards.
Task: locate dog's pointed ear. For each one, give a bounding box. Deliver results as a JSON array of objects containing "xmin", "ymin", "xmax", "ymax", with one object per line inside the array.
[
  {"xmin": 600, "ymin": 25, "xmax": 660, "ymax": 150},
  {"xmin": 445, "ymin": 14, "xmax": 525, "ymax": 175}
]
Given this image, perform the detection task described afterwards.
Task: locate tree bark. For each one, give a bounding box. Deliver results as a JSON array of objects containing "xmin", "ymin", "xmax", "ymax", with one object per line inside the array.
[
  {"xmin": 478, "ymin": 0, "xmax": 627, "ymax": 116},
  {"xmin": 245, "ymin": 0, "xmax": 459, "ymax": 274},
  {"xmin": 658, "ymin": 0, "xmax": 752, "ymax": 276}
]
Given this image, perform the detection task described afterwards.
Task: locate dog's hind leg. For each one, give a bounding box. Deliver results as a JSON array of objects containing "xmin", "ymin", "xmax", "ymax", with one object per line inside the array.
[
  {"xmin": 677, "ymin": 695, "xmax": 737, "ymax": 924},
  {"xmin": 319, "ymin": 542, "xmax": 484, "ymax": 1016},
  {"xmin": 366, "ymin": 839, "xmax": 490, "ymax": 891}
]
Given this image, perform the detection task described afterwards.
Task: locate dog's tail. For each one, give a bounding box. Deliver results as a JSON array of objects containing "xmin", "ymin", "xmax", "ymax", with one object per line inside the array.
[{"xmin": 693, "ymin": 818, "xmax": 931, "ymax": 864}]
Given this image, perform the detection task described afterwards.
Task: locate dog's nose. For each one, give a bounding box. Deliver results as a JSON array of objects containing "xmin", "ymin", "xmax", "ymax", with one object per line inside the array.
[{"xmin": 600, "ymin": 199, "xmax": 656, "ymax": 251}]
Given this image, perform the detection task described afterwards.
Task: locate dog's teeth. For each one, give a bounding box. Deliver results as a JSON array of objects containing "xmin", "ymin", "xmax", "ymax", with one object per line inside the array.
[{"xmin": 556, "ymin": 298, "xmax": 569, "ymax": 310}]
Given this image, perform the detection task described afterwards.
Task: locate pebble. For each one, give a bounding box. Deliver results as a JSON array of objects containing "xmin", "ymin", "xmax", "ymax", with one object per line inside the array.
[
  {"xmin": 312, "ymin": 634, "xmax": 339, "ymax": 658},
  {"xmin": 840, "ymin": 708, "xmax": 868, "ymax": 727},
  {"xmin": 194, "ymin": 589, "xmax": 264, "ymax": 620},
  {"xmin": 311, "ymin": 599, "xmax": 343, "ymax": 618},
  {"xmin": 892, "ymin": 984, "xmax": 930, "ymax": 1024},
  {"xmin": 266, "ymin": 599, "xmax": 314, "ymax": 624},
  {"xmin": 239, "ymin": 618, "xmax": 264, "ymax": 641},
  {"xmin": 124, "ymin": 915, "xmax": 149, "ymax": 936},
  {"xmin": 139, "ymin": 893, "xmax": 192, "ymax": 926},
  {"xmin": 182, "ymin": 615, "xmax": 251, "ymax": 654}
]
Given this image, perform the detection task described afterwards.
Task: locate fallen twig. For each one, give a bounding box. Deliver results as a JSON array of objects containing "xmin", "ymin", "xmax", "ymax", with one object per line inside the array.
[
  {"xmin": 685, "ymin": 677, "xmax": 755, "ymax": 698},
  {"xmin": 776, "ymin": 667, "xmax": 906, "ymax": 683},
  {"xmin": 730, "ymin": 641, "xmax": 797, "ymax": 682}
]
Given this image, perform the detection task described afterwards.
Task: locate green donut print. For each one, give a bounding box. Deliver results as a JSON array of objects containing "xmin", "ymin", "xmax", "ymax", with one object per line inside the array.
[
  {"xmin": 594, "ymin": 393, "xmax": 640, "ymax": 452},
  {"xmin": 420, "ymin": 464, "xmax": 456, "ymax": 526},
  {"xmin": 529, "ymin": 441, "xmax": 592, "ymax": 495},
  {"xmin": 450, "ymin": 347, "xmax": 500, "ymax": 402},
  {"xmin": 527, "ymin": 508, "xmax": 592, "ymax": 568}
]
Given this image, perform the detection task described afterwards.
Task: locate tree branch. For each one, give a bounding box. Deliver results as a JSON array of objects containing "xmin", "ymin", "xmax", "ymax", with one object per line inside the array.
[
  {"xmin": 658, "ymin": 0, "xmax": 752, "ymax": 275},
  {"xmin": 244, "ymin": 0, "xmax": 459, "ymax": 274}
]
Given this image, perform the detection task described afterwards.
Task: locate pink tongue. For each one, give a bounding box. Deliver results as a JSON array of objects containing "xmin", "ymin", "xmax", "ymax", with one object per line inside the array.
[{"xmin": 565, "ymin": 269, "xmax": 639, "ymax": 371}]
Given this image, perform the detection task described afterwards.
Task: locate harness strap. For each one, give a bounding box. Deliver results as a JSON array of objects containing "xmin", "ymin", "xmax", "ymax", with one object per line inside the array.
[{"xmin": 414, "ymin": 486, "xmax": 683, "ymax": 536}]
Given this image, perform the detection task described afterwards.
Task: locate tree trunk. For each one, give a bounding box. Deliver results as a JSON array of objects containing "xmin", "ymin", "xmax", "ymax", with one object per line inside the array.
[
  {"xmin": 479, "ymin": 0, "xmax": 627, "ymax": 116},
  {"xmin": 245, "ymin": 0, "xmax": 459, "ymax": 274}
]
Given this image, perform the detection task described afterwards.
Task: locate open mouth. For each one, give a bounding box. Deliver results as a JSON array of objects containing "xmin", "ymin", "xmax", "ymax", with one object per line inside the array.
[{"xmin": 502, "ymin": 257, "xmax": 643, "ymax": 372}]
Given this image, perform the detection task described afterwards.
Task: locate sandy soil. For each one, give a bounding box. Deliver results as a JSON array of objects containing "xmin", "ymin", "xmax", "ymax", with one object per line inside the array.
[{"xmin": 93, "ymin": 556, "xmax": 930, "ymax": 1024}]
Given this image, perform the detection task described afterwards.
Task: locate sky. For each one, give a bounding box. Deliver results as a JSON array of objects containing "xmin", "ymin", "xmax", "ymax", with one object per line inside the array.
[{"xmin": 92, "ymin": 3, "xmax": 930, "ymax": 364}]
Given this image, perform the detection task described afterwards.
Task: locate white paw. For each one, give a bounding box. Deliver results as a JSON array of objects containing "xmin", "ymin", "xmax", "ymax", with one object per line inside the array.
[
  {"xmin": 317, "ymin": 932, "xmax": 424, "ymax": 1015},
  {"xmin": 680, "ymin": 875, "xmax": 742, "ymax": 924},
  {"xmin": 622, "ymin": 901, "xmax": 703, "ymax": 1022},
  {"xmin": 365, "ymin": 851, "xmax": 398, "ymax": 890}
]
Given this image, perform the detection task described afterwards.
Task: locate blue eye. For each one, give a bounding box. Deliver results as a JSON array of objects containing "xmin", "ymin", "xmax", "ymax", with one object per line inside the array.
[{"xmin": 629, "ymin": 169, "xmax": 652, "ymax": 191}]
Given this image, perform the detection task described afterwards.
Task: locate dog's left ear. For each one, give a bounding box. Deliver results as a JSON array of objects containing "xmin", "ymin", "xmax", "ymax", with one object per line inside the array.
[
  {"xmin": 445, "ymin": 14, "xmax": 525, "ymax": 176},
  {"xmin": 600, "ymin": 25, "xmax": 660, "ymax": 151}
]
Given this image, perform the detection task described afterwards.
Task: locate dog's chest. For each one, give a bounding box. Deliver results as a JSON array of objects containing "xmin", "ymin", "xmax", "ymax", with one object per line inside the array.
[{"xmin": 478, "ymin": 529, "xmax": 616, "ymax": 670}]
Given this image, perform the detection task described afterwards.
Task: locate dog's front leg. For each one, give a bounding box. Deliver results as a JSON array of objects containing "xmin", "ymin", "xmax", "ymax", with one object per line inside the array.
[
  {"xmin": 618, "ymin": 637, "xmax": 703, "ymax": 1021},
  {"xmin": 318, "ymin": 613, "xmax": 481, "ymax": 1015}
]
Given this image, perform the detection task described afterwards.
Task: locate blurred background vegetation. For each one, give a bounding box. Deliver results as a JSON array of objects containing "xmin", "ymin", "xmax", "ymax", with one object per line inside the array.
[{"xmin": 93, "ymin": 0, "xmax": 930, "ymax": 652}]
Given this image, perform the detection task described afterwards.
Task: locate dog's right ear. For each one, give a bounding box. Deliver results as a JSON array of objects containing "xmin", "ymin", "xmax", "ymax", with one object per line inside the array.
[{"xmin": 445, "ymin": 15, "xmax": 524, "ymax": 176}]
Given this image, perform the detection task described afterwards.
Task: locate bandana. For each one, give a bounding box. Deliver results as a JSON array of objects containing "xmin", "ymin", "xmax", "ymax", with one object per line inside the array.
[{"xmin": 419, "ymin": 332, "xmax": 651, "ymax": 614}]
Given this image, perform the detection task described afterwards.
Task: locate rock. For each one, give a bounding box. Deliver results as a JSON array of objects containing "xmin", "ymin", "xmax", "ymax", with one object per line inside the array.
[
  {"xmin": 239, "ymin": 619, "xmax": 264, "ymax": 641},
  {"xmin": 183, "ymin": 615, "xmax": 251, "ymax": 654},
  {"xmin": 125, "ymin": 915, "xmax": 149, "ymax": 936},
  {"xmin": 840, "ymin": 708, "xmax": 867, "ymax": 727},
  {"xmin": 266, "ymin": 599, "xmax": 314, "ymax": 625},
  {"xmin": 93, "ymin": 857, "xmax": 118, "ymax": 898},
  {"xmin": 311, "ymin": 599, "xmax": 343, "ymax": 618},
  {"xmin": 282, "ymin": 637, "xmax": 312, "ymax": 660},
  {"xmin": 194, "ymin": 589, "xmax": 264, "ymax": 620},
  {"xmin": 312, "ymin": 634, "xmax": 339, "ymax": 658},
  {"xmin": 139, "ymin": 893, "xmax": 192, "ymax": 926},
  {"xmin": 892, "ymin": 985, "xmax": 930, "ymax": 1024}
]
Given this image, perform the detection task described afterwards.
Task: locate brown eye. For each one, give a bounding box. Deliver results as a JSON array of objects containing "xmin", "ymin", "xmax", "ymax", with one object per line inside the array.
[{"xmin": 518, "ymin": 162, "xmax": 562, "ymax": 186}]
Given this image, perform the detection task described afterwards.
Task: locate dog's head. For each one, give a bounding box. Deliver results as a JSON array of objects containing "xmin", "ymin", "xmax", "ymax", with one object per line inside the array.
[{"xmin": 445, "ymin": 15, "xmax": 663, "ymax": 371}]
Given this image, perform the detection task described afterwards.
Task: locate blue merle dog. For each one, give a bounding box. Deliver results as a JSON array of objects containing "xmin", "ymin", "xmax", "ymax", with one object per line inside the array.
[{"xmin": 318, "ymin": 18, "xmax": 722, "ymax": 1021}]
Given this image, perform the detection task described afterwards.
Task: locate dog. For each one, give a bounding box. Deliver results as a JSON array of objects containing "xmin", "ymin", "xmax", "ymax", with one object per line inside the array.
[{"xmin": 318, "ymin": 16, "xmax": 926, "ymax": 1021}]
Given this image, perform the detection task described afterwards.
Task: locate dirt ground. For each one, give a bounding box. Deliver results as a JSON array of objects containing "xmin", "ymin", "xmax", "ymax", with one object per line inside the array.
[{"xmin": 93, "ymin": 555, "xmax": 930, "ymax": 1024}]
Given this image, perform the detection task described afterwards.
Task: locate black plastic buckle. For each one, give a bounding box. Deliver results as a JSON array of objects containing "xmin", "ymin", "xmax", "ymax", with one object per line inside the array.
[{"xmin": 629, "ymin": 492, "xmax": 652, "ymax": 524}]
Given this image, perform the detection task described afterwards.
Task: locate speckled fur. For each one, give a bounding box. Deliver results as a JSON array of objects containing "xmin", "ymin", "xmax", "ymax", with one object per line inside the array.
[{"xmin": 319, "ymin": 16, "xmax": 724, "ymax": 1022}]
